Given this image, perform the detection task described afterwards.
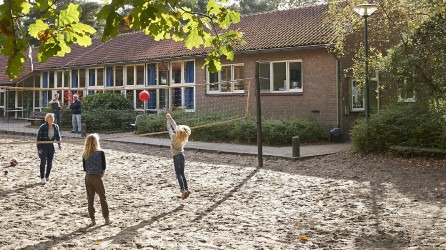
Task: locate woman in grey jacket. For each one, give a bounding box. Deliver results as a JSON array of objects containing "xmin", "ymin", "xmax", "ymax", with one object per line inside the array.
[{"xmin": 37, "ymin": 113, "xmax": 61, "ymax": 184}]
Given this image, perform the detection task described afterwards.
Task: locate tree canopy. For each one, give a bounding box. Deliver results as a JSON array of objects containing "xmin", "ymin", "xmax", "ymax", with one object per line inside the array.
[
  {"xmin": 0, "ymin": 0, "xmax": 242, "ymax": 79},
  {"xmin": 327, "ymin": 0, "xmax": 446, "ymax": 103}
]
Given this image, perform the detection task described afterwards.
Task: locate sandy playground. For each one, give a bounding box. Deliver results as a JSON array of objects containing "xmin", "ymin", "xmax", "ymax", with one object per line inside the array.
[{"xmin": 1, "ymin": 135, "xmax": 446, "ymax": 249}]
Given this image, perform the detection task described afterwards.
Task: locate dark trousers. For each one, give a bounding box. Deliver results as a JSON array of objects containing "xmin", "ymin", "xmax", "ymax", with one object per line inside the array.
[
  {"xmin": 173, "ymin": 153, "xmax": 188, "ymax": 190},
  {"xmin": 54, "ymin": 112, "xmax": 61, "ymax": 129},
  {"xmin": 85, "ymin": 174, "xmax": 109, "ymax": 220},
  {"xmin": 38, "ymin": 145, "xmax": 55, "ymax": 179}
]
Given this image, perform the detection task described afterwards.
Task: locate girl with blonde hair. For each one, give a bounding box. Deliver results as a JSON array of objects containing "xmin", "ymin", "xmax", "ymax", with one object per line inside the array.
[
  {"xmin": 166, "ymin": 113, "xmax": 192, "ymax": 199},
  {"xmin": 82, "ymin": 133, "xmax": 111, "ymax": 226}
]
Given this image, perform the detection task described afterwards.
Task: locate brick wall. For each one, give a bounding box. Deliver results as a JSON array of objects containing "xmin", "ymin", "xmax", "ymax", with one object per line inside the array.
[{"xmin": 195, "ymin": 47, "xmax": 339, "ymax": 129}]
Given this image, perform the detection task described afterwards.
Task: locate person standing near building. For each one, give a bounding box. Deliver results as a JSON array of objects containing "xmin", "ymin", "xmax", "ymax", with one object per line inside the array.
[
  {"xmin": 69, "ymin": 94, "xmax": 82, "ymax": 133},
  {"xmin": 37, "ymin": 113, "xmax": 62, "ymax": 184},
  {"xmin": 48, "ymin": 93, "xmax": 61, "ymax": 128}
]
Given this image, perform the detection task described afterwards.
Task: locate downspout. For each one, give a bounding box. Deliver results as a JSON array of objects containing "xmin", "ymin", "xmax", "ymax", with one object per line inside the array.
[{"xmin": 336, "ymin": 58, "xmax": 340, "ymax": 128}]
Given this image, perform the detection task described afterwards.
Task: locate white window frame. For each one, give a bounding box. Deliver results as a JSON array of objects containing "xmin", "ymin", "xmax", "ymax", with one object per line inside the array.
[
  {"xmin": 259, "ymin": 60, "xmax": 303, "ymax": 93},
  {"xmin": 350, "ymin": 78, "xmax": 364, "ymax": 112},
  {"xmin": 206, "ymin": 63, "xmax": 245, "ymax": 94},
  {"xmin": 398, "ymin": 78, "xmax": 416, "ymax": 103}
]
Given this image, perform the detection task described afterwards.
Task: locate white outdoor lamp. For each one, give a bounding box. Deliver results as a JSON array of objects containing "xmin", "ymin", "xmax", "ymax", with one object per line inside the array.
[{"xmin": 353, "ymin": 3, "xmax": 378, "ymax": 121}]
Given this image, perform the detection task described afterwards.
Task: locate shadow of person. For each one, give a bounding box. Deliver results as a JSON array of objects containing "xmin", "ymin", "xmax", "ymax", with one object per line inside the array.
[
  {"xmin": 0, "ymin": 183, "xmax": 41, "ymax": 197},
  {"xmin": 97, "ymin": 204, "xmax": 184, "ymax": 245},
  {"xmin": 19, "ymin": 225, "xmax": 102, "ymax": 250}
]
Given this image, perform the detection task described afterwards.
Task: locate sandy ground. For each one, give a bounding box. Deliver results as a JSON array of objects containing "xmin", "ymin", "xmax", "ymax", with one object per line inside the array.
[{"xmin": 1, "ymin": 134, "xmax": 446, "ymax": 249}]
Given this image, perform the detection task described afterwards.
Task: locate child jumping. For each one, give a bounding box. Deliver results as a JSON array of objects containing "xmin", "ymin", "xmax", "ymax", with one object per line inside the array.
[
  {"xmin": 166, "ymin": 113, "xmax": 192, "ymax": 200},
  {"xmin": 82, "ymin": 133, "xmax": 111, "ymax": 226}
]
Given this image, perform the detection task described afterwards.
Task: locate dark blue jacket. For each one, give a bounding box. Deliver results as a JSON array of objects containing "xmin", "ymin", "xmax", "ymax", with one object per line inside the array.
[
  {"xmin": 70, "ymin": 100, "xmax": 81, "ymax": 114},
  {"xmin": 83, "ymin": 151, "xmax": 107, "ymax": 175},
  {"xmin": 37, "ymin": 123, "xmax": 61, "ymax": 151}
]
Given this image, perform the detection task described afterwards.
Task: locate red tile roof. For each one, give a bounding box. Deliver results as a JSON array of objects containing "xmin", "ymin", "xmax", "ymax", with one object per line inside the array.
[{"xmin": 1, "ymin": 3, "xmax": 335, "ymax": 83}]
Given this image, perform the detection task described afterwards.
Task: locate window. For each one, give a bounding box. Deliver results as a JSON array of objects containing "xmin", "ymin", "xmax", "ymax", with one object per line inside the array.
[
  {"xmin": 0, "ymin": 89, "xmax": 4, "ymax": 107},
  {"xmin": 258, "ymin": 60, "xmax": 302, "ymax": 92},
  {"xmin": 88, "ymin": 69, "xmax": 96, "ymax": 87},
  {"xmin": 207, "ymin": 64, "xmax": 244, "ymax": 93},
  {"xmin": 97, "ymin": 68, "xmax": 104, "ymax": 86},
  {"xmin": 115, "ymin": 66, "xmax": 123, "ymax": 86},
  {"xmin": 350, "ymin": 79, "xmax": 364, "ymax": 111},
  {"xmin": 136, "ymin": 65, "xmax": 144, "ymax": 85},
  {"xmin": 126, "ymin": 66, "xmax": 135, "ymax": 86},
  {"xmin": 398, "ymin": 78, "xmax": 416, "ymax": 103},
  {"xmin": 79, "ymin": 69, "xmax": 86, "ymax": 88}
]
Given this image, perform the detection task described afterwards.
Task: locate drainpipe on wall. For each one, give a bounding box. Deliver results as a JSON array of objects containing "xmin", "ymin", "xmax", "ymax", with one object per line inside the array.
[{"xmin": 336, "ymin": 58, "xmax": 340, "ymax": 128}]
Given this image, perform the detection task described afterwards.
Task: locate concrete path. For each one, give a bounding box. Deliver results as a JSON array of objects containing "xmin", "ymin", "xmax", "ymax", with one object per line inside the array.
[{"xmin": 0, "ymin": 118, "xmax": 351, "ymax": 160}]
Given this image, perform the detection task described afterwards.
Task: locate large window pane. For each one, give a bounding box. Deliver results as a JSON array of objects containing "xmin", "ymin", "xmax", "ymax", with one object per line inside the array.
[
  {"xmin": 209, "ymin": 71, "xmax": 218, "ymax": 91},
  {"xmin": 220, "ymin": 66, "xmax": 231, "ymax": 92},
  {"xmin": 171, "ymin": 62, "xmax": 182, "ymax": 84},
  {"xmin": 56, "ymin": 71, "xmax": 62, "ymax": 88},
  {"xmin": 136, "ymin": 65, "xmax": 144, "ymax": 85},
  {"xmin": 63, "ymin": 71, "xmax": 69, "ymax": 88},
  {"xmin": 97, "ymin": 68, "xmax": 104, "ymax": 86},
  {"xmin": 49, "ymin": 72, "xmax": 54, "ymax": 89},
  {"xmin": 289, "ymin": 62, "xmax": 302, "ymax": 90},
  {"xmin": 159, "ymin": 64, "xmax": 168, "ymax": 85},
  {"xmin": 184, "ymin": 61, "xmax": 194, "ymax": 83},
  {"xmin": 273, "ymin": 62, "xmax": 286, "ymax": 91},
  {"xmin": 234, "ymin": 65, "xmax": 244, "ymax": 91},
  {"xmin": 79, "ymin": 69, "xmax": 86, "ymax": 88},
  {"xmin": 115, "ymin": 66, "xmax": 123, "ymax": 86},
  {"xmin": 259, "ymin": 63, "xmax": 270, "ymax": 90},
  {"xmin": 172, "ymin": 87, "xmax": 182, "ymax": 108},
  {"xmin": 127, "ymin": 66, "xmax": 134, "ymax": 85},
  {"xmin": 352, "ymin": 80, "xmax": 363, "ymax": 109}
]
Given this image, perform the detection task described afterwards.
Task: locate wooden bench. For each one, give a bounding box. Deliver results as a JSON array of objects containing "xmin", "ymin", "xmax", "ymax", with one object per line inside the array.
[
  {"xmin": 130, "ymin": 115, "xmax": 143, "ymax": 129},
  {"xmin": 23, "ymin": 111, "xmax": 47, "ymax": 125}
]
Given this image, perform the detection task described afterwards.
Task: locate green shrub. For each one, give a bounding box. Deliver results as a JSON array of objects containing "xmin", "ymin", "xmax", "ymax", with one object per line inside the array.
[
  {"xmin": 82, "ymin": 109, "xmax": 137, "ymax": 132},
  {"xmin": 82, "ymin": 92, "xmax": 134, "ymax": 111},
  {"xmin": 135, "ymin": 111, "xmax": 328, "ymax": 145},
  {"xmin": 351, "ymin": 103, "xmax": 446, "ymax": 152}
]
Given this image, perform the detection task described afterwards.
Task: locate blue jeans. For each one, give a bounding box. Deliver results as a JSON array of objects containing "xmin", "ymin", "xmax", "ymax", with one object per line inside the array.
[
  {"xmin": 39, "ymin": 145, "xmax": 55, "ymax": 179},
  {"xmin": 72, "ymin": 114, "xmax": 82, "ymax": 132},
  {"xmin": 173, "ymin": 153, "xmax": 188, "ymax": 190}
]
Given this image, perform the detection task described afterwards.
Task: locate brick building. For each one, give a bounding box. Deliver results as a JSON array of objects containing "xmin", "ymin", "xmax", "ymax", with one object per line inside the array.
[{"xmin": 0, "ymin": 3, "xmax": 377, "ymax": 138}]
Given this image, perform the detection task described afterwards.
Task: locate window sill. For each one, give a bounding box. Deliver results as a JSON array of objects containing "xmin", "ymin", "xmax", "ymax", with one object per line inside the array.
[
  {"xmin": 260, "ymin": 91, "xmax": 303, "ymax": 96},
  {"xmin": 206, "ymin": 92, "xmax": 246, "ymax": 96}
]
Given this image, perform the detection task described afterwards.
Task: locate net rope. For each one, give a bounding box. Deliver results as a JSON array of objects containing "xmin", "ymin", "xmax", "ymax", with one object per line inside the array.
[{"xmin": 0, "ymin": 78, "xmax": 252, "ymax": 145}]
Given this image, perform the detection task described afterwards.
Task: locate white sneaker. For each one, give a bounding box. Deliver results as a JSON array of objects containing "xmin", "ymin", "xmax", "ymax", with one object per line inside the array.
[
  {"xmin": 45, "ymin": 177, "xmax": 50, "ymax": 181},
  {"xmin": 41, "ymin": 178, "xmax": 46, "ymax": 184}
]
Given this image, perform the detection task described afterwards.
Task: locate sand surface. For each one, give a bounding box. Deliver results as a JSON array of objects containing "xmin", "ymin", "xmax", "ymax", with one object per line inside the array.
[{"xmin": 1, "ymin": 135, "xmax": 446, "ymax": 249}]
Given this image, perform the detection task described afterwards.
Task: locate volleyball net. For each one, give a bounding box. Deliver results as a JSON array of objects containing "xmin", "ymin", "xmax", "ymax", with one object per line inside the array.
[{"xmin": 0, "ymin": 78, "xmax": 253, "ymax": 145}]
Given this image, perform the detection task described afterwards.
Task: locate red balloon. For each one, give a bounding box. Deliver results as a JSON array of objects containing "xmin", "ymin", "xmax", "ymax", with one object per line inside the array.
[{"xmin": 139, "ymin": 91, "xmax": 150, "ymax": 102}]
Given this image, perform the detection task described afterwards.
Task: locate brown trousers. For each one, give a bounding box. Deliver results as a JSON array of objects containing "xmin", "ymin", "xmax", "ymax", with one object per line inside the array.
[{"xmin": 85, "ymin": 174, "xmax": 109, "ymax": 220}]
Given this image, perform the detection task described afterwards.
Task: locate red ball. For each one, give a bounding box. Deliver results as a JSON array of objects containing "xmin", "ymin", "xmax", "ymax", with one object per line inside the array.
[{"xmin": 139, "ymin": 91, "xmax": 150, "ymax": 102}]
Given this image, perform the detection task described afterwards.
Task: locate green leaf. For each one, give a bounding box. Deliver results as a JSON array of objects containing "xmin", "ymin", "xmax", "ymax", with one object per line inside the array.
[
  {"xmin": 59, "ymin": 3, "xmax": 81, "ymax": 26},
  {"xmin": 207, "ymin": 0, "xmax": 221, "ymax": 16},
  {"xmin": 6, "ymin": 52, "xmax": 25, "ymax": 79},
  {"xmin": 35, "ymin": 0, "xmax": 52, "ymax": 12},
  {"xmin": 71, "ymin": 22, "xmax": 96, "ymax": 35},
  {"xmin": 21, "ymin": 1, "xmax": 32, "ymax": 15},
  {"xmin": 73, "ymin": 33, "xmax": 93, "ymax": 47},
  {"xmin": 184, "ymin": 27, "xmax": 202, "ymax": 49},
  {"xmin": 28, "ymin": 20, "xmax": 49, "ymax": 38}
]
